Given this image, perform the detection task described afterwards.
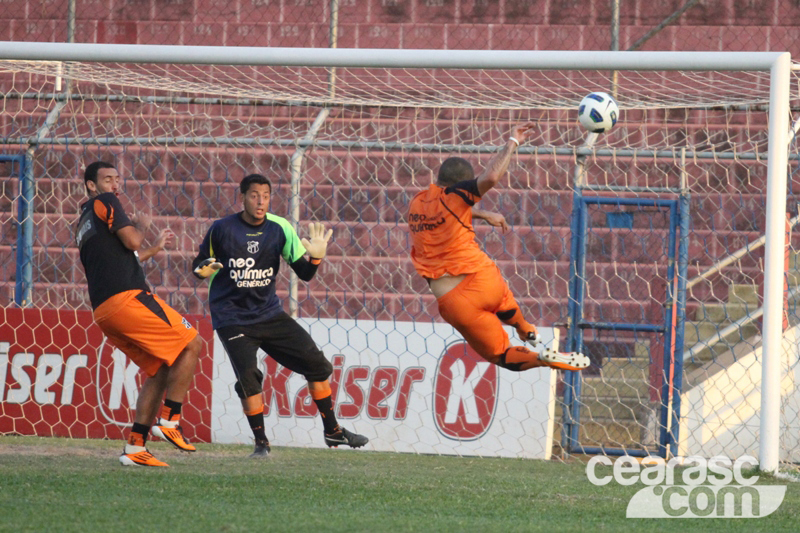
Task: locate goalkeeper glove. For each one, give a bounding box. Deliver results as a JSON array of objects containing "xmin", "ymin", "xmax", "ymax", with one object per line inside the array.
[
  {"xmin": 300, "ymin": 222, "xmax": 333, "ymax": 260},
  {"xmin": 194, "ymin": 257, "xmax": 223, "ymax": 278}
]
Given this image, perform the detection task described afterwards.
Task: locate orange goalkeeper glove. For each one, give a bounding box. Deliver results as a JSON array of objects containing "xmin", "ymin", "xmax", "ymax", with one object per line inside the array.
[{"xmin": 194, "ymin": 258, "xmax": 223, "ymax": 278}]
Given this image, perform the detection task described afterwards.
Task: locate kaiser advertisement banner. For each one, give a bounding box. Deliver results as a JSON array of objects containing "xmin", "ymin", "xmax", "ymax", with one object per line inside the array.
[
  {"xmin": 211, "ymin": 318, "xmax": 557, "ymax": 459},
  {"xmin": 0, "ymin": 308, "xmax": 214, "ymax": 443},
  {"xmin": 2, "ymin": 310, "xmax": 556, "ymax": 459}
]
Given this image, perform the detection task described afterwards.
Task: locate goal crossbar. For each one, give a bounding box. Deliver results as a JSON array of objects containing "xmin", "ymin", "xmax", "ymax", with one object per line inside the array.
[{"xmin": 0, "ymin": 41, "xmax": 788, "ymax": 71}]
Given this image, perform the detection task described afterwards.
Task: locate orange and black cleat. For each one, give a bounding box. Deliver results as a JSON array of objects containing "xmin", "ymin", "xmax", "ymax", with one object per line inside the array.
[
  {"xmin": 119, "ymin": 449, "xmax": 169, "ymax": 467},
  {"xmin": 152, "ymin": 424, "xmax": 197, "ymax": 452}
]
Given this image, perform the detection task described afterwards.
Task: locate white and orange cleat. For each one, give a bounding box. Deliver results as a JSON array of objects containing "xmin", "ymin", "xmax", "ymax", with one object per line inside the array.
[
  {"xmin": 120, "ymin": 447, "xmax": 170, "ymax": 467},
  {"xmin": 152, "ymin": 423, "xmax": 197, "ymax": 452},
  {"xmin": 537, "ymin": 347, "xmax": 590, "ymax": 371}
]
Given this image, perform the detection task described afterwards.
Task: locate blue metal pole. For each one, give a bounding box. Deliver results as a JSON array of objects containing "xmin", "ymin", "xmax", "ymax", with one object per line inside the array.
[
  {"xmin": 577, "ymin": 322, "xmax": 665, "ymax": 333},
  {"xmin": 669, "ymin": 193, "xmax": 691, "ymax": 457},
  {"xmin": 14, "ymin": 153, "xmax": 33, "ymax": 307},
  {"xmin": 563, "ymin": 189, "xmax": 585, "ymax": 452},
  {"xmin": 569, "ymin": 197, "xmax": 590, "ymax": 451},
  {"xmin": 658, "ymin": 200, "xmax": 679, "ymax": 458},
  {"xmin": 657, "ymin": 202, "xmax": 678, "ymax": 456},
  {"xmin": 578, "ymin": 446, "xmax": 654, "ymax": 457}
]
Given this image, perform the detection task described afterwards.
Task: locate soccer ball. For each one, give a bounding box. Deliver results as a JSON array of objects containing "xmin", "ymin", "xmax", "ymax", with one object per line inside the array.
[{"xmin": 578, "ymin": 92, "xmax": 619, "ymax": 133}]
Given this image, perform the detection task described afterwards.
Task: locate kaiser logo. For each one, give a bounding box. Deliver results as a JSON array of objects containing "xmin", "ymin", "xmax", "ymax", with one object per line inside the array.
[
  {"xmin": 96, "ymin": 336, "xmax": 144, "ymax": 426},
  {"xmin": 433, "ymin": 341, "xmax": 498, "ymax": 440}
]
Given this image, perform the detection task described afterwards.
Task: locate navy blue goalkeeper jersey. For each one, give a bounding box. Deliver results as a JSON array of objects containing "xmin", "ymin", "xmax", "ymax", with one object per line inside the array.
[{"xmin": 193, "ymin": 212, "xmax": 306, "ymax": 329}]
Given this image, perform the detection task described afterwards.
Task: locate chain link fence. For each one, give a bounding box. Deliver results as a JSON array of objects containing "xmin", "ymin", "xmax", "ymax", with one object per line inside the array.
[{"xmin": 3, "ymin": 0, "xmax": 800, "ymax": 54}]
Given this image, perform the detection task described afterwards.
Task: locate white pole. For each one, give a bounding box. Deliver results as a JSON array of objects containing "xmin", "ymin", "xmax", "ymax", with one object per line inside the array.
[
  {"xmin": 0, "ymin": 41, "xmax": 785, "ymax": 71},
  {"xmin": 759, "ymin": 52, "xmax": 792, "ymax": 474}
]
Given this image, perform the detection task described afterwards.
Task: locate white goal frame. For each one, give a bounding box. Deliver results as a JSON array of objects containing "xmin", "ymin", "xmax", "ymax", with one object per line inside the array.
[{"xmin": 0, "ymin": 42, "xmax": 791, "ymax": 471}]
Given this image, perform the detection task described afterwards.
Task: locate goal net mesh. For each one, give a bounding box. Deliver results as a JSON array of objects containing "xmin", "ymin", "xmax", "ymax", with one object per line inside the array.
[{"xmin": 1, "ymin": 57, "xmax": 799, "ymax": 464}]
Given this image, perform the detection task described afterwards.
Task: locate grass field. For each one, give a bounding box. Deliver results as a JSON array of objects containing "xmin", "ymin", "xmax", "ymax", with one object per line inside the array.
[{"xmin": 1, "ymin": 435, "xmax": 799, "ymax": 532}]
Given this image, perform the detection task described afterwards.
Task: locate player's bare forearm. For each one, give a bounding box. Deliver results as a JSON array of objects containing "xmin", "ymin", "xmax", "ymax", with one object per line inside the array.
[
  {"xmin": 471, "ymin": 208, "xmax": 509, "ymax": 233},
  {"xmin": 471, "ymin": 207, "xmax": 491, "ymax": 220},
  {"xmin": 487, "ymin": 140, "xmax": 518, "ymax": 181},
  {"xmin": 136, "ymin": 245, "xmax": 160, "ymax": 262},
  {"xmin": 138, "ymin": 229, "xmax": 175, "ymax": 262},
  {"xmin": 476, "ymin": 122, "xmax": 538, "ymax": 196}
]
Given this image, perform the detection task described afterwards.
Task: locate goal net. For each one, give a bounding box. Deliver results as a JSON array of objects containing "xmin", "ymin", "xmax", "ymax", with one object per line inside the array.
[{"xmin": 0, "ymin": 47, "xmax": 796, "ymax": 468}]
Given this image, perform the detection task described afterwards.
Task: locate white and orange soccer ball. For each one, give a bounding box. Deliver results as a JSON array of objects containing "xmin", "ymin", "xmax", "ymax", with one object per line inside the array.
[{"xmin": 578, "ymin": 92, "xmax": 619, "ymax": 133}]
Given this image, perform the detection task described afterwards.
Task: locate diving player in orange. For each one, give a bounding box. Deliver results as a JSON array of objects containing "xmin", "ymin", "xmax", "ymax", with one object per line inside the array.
[{"xmin": 408, "ymin": 123, "xmax": 589, "ymax": 372}]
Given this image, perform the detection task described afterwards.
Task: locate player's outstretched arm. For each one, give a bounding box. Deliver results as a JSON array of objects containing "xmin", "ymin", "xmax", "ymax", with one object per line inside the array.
[
  {"xmin": 471, "ymin": 208, "xmax": 509, "ymax": 233},
  {"xmin": 476, "ymin": 122, "xmax": 537, "ymax": 197},
  {"xmin": 138, "ymin": 228, "xmax": 175, "ymax": 262}
]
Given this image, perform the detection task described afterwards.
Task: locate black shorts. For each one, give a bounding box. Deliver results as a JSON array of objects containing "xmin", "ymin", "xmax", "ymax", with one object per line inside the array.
[{"xmin": 217, "ymin": 312, "xmax": 333, "ymax": 399}]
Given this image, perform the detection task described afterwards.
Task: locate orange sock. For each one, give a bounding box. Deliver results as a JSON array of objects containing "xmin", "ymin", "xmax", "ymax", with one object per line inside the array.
[
  {"xmin": 244, "ymin": 406, "xmax": 267, "ymax": 442},
  {"xmin": 308, "ymin": 382, "xmax": 338, "ymax": 433},
  {"xmin": 308, "ymin": 381, "xmax": 332, "ymax": 400},
  {"xmin": 244, "ymin": 406, "xmax": 264, "ymax": 416},
  {"xmin": 127, "ymin": 430, "xmax": 146, "ymax": 447},
  {"xmin": 160, "ymin": 399, "xmax": 182, "ymax": 423}
]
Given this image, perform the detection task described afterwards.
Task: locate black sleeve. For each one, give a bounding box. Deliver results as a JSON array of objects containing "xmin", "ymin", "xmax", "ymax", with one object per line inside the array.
[
  {"xmin": 96, "ymin": 192, "xmax": 134, "ymax": 232},
  {"xmin": 290, "ymin": 256, "xmax": 320, "ymax": 282},
  {"xmin": 444, "ymin": 179, "xmax": 481, "ymax": 206}
]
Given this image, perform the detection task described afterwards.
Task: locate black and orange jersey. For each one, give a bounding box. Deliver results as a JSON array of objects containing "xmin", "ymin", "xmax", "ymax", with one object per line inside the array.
[
  {"xmin": 408, "ymin": 179, "xmax": 496, "ymax": 279},
  {"xmin": 75, "ymin": 192, "xmax": 150, "ymax": 309}
]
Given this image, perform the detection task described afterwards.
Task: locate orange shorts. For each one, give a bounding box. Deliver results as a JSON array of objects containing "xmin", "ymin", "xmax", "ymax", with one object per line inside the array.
[
  {"xmin": 436, "ymin": 265, "xmax": 519, "ymax": 359},
  {"xmin": 94, "ymin": 290, "xmax": 198, "ymax": 377}
]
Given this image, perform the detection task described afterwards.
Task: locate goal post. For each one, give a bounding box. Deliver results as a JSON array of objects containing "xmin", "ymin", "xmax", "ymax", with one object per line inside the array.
[{"xmin": 0, "ymin": 43, "xmax": 794, "ymax": 469}]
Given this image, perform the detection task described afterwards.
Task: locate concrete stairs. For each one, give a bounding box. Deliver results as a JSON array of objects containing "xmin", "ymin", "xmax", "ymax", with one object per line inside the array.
[
  {"xmin": 554, "ymin": 341, "xmax": 658, "ymax": 453},
  {"xmin": 683, "ymin": 283, "xmax": 761, "ymax": 373}
]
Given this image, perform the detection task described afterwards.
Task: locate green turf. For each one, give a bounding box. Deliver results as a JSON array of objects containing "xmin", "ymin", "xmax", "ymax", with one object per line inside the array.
[{"xmin": 1, "ymin": 435, "xmax": 798, "ymax": 532}]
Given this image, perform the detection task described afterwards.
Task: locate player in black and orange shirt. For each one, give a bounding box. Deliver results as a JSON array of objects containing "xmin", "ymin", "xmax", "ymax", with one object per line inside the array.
[
  {"xmin": 409, "ymin": 123, "xmax": 589, "ymax": 373},
  {"xmin": 76, "ymin": 161, "xmax": 202, "ymax": 467}
]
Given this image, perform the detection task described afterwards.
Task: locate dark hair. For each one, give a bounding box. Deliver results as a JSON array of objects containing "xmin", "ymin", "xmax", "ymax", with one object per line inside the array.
[
  {"xmin": 84, "ymin": 161, "xmax": 115, "ymax": 193},
  {"xmin": 241, "ymin": 174, "xmax": 272, "ymax": 195},
  {"xmin": 436, "ymin": 157, "xmax": 474, "ymax": 187}
]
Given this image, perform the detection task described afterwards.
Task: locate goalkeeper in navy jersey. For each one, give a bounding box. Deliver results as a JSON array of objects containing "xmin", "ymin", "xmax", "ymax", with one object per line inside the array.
[{"xmin": 192, "ymin": 173, "xmax": 368, "ymax": 457}]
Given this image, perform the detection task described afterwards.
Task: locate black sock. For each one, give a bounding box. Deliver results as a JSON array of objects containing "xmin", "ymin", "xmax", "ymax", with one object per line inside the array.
[
  {"xmin": 313, "ymin": 395, "xmax": 339, "ymax": 434},
  {"xmin": 246, "ymin": 411, "xmax": 268, "ymax": 442}
]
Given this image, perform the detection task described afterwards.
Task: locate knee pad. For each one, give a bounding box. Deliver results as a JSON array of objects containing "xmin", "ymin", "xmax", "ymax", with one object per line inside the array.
[{"xmin": 234, "ymin": 367, "xmax": 264, "ymax": 399}]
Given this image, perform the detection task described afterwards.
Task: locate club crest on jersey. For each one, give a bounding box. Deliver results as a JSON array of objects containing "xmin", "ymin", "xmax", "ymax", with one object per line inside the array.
[{"xmin": 247, "ymin": 240, "xmax": 259, "ymax": 254}]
